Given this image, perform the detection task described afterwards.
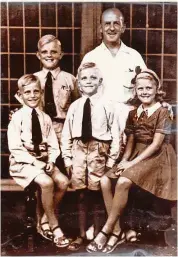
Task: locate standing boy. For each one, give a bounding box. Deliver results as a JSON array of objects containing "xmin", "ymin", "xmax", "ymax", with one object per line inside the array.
[
  {"xmin": 61, "ymin": 62, "xmax": 122, "ymax": 250},
  {"xmin": 8, "ymin": 74, "xmax": 70, "ymax": 247},
  {"xmin": 13, "ymin": 35, "xmax": 79, "ymax": 235}
]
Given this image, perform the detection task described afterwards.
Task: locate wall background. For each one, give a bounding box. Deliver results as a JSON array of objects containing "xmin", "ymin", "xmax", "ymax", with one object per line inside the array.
[{"xmin": 1, "ymin": 2, "xmax": 177, "ymax": 178}]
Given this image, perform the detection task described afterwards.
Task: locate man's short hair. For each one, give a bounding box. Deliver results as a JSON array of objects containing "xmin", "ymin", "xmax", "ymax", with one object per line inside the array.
[
  {"xmin": 37, "ymin": 34, "xmax": 61, "ymax": 50},
  {"xmin": 18, "ymin": 74, "xmax": 41, "ymax": 90}
]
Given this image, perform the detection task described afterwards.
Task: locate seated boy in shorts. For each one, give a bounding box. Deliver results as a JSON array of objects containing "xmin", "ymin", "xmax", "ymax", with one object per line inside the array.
[
  {"xmin": 7, "ymin": 74, "xmax": 70, "ymax": 248},
  {"xmin": 61, "ymin": 62, "xmax": 122, "ymax": 250}
]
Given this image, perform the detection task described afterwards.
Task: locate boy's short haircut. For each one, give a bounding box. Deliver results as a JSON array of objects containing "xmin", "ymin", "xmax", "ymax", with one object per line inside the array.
[
  {"xmin": 37, "ymin": 34, "xmax": 61, "ymax": 50},
  {"xmin": 18, "ymin": 74, "xmax": 41, "ymax": 90},
  {"xmin": 77, "ymin": 62, "xmax": 103, "ymax": 80}
]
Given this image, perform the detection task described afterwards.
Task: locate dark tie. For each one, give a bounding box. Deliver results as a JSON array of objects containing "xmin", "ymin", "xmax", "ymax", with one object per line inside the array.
[
  {"xmin": 44, "ymin": 71, "xmax": 57, "ymax": 118},
  {"xmin": 81, "ymin": 98, "xmax": 92, "ymax": 143},
  {"xmin": 32, "ymin": 109, "xmax": 42, "ymax": 155},
  {"xmin": 138, "ymin": 110, "xmax": 148, "ymax": 121}
]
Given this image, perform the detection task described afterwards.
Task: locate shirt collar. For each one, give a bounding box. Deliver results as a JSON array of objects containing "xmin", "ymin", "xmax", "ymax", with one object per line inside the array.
[
  {"xmin": 42, "ymin": 66, "xmax": 61, "ymax": 80},
  {"xmin": 101, "ymin": 41, "xmax": 130, "ymax": 54},
  {"xmin": 137, "ymin": 102, "xmax": 161, "ymax": 118},
  {"xmin": 82, "ymin": 92, "xmax": 102, "ymax": 106},
  {"xmin": 23, "ymin": 105, "xmax": 41, "ymax": 115}
]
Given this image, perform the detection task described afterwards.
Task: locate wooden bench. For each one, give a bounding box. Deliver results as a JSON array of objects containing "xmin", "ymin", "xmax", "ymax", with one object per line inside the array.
[{"xmin": 1, "ymin": 178, "xmax": 75, "ymax": 191}]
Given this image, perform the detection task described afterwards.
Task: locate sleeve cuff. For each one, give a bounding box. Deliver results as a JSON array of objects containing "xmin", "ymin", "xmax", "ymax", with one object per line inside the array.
[
  {"xmin": 64, "ymin": 158, "xmax": 72, "ymax": 168},
  {"xmin": 106, "ymin": 158, "xmax": 115, "ymax": 168}
]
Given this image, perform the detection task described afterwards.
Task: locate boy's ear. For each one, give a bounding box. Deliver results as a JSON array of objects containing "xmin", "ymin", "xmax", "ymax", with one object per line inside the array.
[
  {"xmin": 99, "ymin": 78, "xmax": 103, "ymax": 85},
  {"xmin": 59, "ymin": 51, "xmax": 64, "ymax": 60},
  {"xmin": 36, "ymin": 51, "xmax": 41, "ymax": 60}
]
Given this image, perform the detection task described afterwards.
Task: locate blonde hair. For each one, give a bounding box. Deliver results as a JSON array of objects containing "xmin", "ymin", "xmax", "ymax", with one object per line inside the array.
[
  {"xmin": 130, "ymin": 68, "xmax": 166, "ymax": 105},
  {"xmin": 37, "ymin": 34, "xmax": 61, "ymax": 50},
  {"xmin": 18, "ymin": 74, "xmax": 41, "ymax": 90},
  {"xmin": 77, "ymin": 62, "xmax": 103, "ymax": 80}
]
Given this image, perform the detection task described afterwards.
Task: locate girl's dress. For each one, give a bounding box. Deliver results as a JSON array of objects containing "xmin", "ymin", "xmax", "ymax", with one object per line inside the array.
[{"xmin": 106, "ymin": 105, "xmax": 177, "ymax": 200}]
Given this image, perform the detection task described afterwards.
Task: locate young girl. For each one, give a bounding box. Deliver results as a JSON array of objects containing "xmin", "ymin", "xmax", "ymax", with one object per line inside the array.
[{"xmin": 86, "ymin": 68, "xmax": 177, "ymax": 253}]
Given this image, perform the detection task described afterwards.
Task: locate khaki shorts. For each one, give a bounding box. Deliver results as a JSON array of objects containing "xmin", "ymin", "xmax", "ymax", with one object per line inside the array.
[{"xmin": 71, "ymin": 139, "xmax": 110, "ymax": 190}]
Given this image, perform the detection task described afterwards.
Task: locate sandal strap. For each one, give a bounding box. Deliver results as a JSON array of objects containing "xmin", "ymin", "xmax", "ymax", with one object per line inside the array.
[
  {"xmin": 41, "ymin": 221, "xmax": 49, "ymax": 226},
  {"xmin": 111, "ymin": 232, "xmax": 125, "ymax": 241},
  {"xmin": 101, "ymin": 230, "xmax": 110, "ymax": 238},
  {"xmin": 51, "ymin": 225, "xmax": 60, "ymax": 233}
]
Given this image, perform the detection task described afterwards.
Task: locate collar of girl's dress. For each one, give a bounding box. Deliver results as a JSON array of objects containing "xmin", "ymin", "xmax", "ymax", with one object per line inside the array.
[{"xmin": 137, "ymin": 102, "xmax": 161, "ymax": 118}]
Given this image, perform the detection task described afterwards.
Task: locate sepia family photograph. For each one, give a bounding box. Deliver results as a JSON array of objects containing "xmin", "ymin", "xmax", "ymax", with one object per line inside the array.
[{"xmin": 1, "ymin": 1, "xmax": 177, "ymax": 256}]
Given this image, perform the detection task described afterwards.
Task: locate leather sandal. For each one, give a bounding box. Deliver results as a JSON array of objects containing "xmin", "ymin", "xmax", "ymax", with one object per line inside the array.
[
  {"xmin": 102, "ymin": 231, "xmax": 125, "ymax": 254},
  {"xmin": 38, "ymin": 222, "xmax": 53, "ymax": 241},
  {"xmin": 68, "ymin": 236, "xmax": 85, "ymax": 251},
  {"xmin": 52, "ymin": 226, "xmax": 70, "ymax": 248},
  {"xmin": 86, "ymin": 231, "xmax": 110, "ymax": 253}
]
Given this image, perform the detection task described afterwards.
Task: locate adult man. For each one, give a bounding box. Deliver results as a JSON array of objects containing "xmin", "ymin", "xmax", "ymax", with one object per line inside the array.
[{"xmin": 82, "ymin": 8, "xmax": 146, "ymax": 104}]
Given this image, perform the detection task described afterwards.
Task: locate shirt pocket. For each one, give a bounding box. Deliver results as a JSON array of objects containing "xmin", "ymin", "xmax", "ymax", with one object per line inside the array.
[
  {"xmin": 123, "ymin": 70, "xmax": 135, "ymax": 90},
  {"xmin": 57, "ymin": 85, "xmax": 72, "ymax": 110}
]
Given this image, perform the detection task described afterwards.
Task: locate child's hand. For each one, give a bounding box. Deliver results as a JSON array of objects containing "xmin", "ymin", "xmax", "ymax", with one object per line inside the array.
[
  {"xmin": 9, "ymin": 108, "xmax": 19, "ymax": 121},
  {"xmin": 115, "ymin": 168, "xmax": 124, "ymax": 176},
  {"xmin": 117, "ymin": 160, "xmax": 133, "ymax": 171},
  {"xmin": 33, "ymin": 159, "xmax": 46, "ymax": 170},
  {"xmin": 66, "ymin": 166, "xmax": 72, "ymax": 179},
  {"xmin": 45, "ymin": 162, "xmax": 54, "ymax": 175}
]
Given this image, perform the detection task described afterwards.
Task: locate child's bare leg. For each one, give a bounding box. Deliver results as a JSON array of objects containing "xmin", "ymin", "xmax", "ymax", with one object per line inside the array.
[
  {"xmin": 100, "ymin": 175, "xmax": 113, "ymax": 215},
  {"xmin": 100, "ymin": 175, "xmax": 120, "ymax": 233},
  {"xmin": 92, "ymin": 177, "xmax": 132, "ymax": 246},
  {"xmin": 51, "ymin": 168, "xmax": 69, "ymax": 214},
  {"xmin": 68, "ymin": 189, "xmax": 88, "ymax": 250},
  {"xmin": 89, "ymin": 190, "xmax": 102, "ymax": 237},
  {"xmin": 34, "ymin": 173, "xmax": 63, "ymax": 238}
]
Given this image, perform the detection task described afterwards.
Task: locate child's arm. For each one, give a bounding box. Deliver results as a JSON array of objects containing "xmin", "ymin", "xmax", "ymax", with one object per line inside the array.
[
  {"xmin": 46, "ymin": 116, "xmax": 60, "ymax": 164},
  {"xmin": 105, "ymin": 107, "xmax": 123, "ymax": 168},
  {"xmin": 8, "ymin": 114, "xmax": 37, "ymax": 164},
  {"xmin": 61, "ymin": 104, "xmax": 74, "ymax": 169},
  {"xmin": 121, "ymin": 134, "xmax": 135, "ymax": 161},
  {"xmin": 117, "ymin": 132, "xmax": 165, "ymax": 171}
]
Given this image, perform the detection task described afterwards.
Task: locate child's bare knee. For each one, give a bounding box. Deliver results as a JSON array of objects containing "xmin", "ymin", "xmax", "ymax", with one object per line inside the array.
[
  {"xmin": 40, "ymin": 176, "xmax": 54, "ymax": 190},
  {"xmin": 101, "ymin": 175, "xmax": 110, "ymax": 188},
  {"xmin": 55, "ymin": 176, "xmax": 69, "ymax": 190},
  {"xmin": 116, "ymin": 177, "xmax": 132, "ymax": 190}
]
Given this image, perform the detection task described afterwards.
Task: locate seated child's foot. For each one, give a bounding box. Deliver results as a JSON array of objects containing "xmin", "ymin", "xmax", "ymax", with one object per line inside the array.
[
  {"xmin": 126, "ymin": 229, "xmax": 141, "ymax": 242},
  {"xmin": 86, "ymin": 230, "xmax": 110, "ymax": 253},
  {"xmin": 52, "ymin": 226, "xmax": 70, "ymax": 248},
  {"xmin": 68, "ymin": 236, "xmax": 86, "ymax": 251},
  {"xmin": 38, "ymin": 222, "xmax": 53, "ymax": 241},
  {"xmin": 86, "ymin": 225, "xmax": 94, "ymax": 240}
]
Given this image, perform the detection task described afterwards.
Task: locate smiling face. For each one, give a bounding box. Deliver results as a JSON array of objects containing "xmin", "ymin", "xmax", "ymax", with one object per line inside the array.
[
  {"xmin": 100, "ymin": 8, "xmax": 126, "ymax": 46},
  {"xmin": 135, "ymin": 78, "xmax": 157, "ymax": 108},
  {"xmin": 36, "ymin": 40, "xmax": 62, "ymax": 70},
  {"xmin": 78, "ymin": 68, "xmax": 102, "ymax": 97},
  {"xmin": 19, "ymin": 82, "xmax": 42, "ymax": 109}
]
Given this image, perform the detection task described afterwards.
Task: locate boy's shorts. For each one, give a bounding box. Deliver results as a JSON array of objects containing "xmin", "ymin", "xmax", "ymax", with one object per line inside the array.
[
  {"xmin": 71, "ymin": 139, "xmax": 110, "ymax": 191},
  {"xmin": 9, "ymin": 159, "xmax": 61, "ymax": 189}
]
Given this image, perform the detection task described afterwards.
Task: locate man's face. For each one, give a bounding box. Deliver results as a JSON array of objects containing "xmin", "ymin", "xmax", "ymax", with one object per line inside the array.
[
  {"xmin": 79, "ymin": 68, "xmax": 102, "ymax": 97},
  {"xmin": 37, "ymin": 41, "xmax": 62, "ymax": 70},
  {"xmin": 20, "ymin": 83, "xmax": 42, "ymax": 108},
  {"xmin": 100, "ymin": 10, "xmax": 125, "ymax": 45}
]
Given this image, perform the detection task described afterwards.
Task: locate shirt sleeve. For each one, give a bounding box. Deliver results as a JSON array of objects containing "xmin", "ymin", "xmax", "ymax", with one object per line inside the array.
[
  {"xmin": 105, "ymin": 107, "xmax": 123, "ymax": 168},
  {"xmin": 46, "ymin": 116, "xmax": 60, "ymax": 163},
  {"xmin": 7, "ymin": 115, "xmax": 36, "ymax": 164},
  {"xmin": 60, "ymin": 105, "xmax": 75, "ymax": 167},
  {"xmin": 124, "ymin": 111, "xmax": 135, "ymax": 135},
  {"xmin": 155, "ymin": 108, "xmax": 172, "ymax": 134}
]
